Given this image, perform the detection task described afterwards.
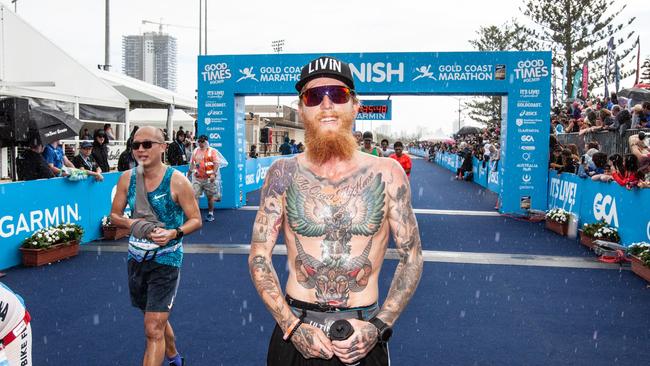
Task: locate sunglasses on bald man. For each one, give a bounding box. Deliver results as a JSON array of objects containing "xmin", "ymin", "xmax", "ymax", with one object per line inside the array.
[{"xmin": 300, "ymin": 85, "xmax": 354, "ymax": 107}]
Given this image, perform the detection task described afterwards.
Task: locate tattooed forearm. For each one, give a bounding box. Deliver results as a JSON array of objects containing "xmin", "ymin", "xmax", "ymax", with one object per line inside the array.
[
  {"xmin": 379, "ymin": 176, "xmax": 424, "ymax": 326},
  {"xmin": 249, "ymin": 254, "xmax": 296, "ymax": 331}
]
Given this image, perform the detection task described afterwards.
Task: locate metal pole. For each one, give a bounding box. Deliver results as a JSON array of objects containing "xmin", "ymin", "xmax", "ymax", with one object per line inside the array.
[
  {"xmin": 204, "ymin": 0, "xmax": 208, "ymax": 54},
  {"xmin": 104, "ymin": 0, "xmax": 110, "ymax": 70},
  {"xmin": 198, "ymin": 0, "xmax": 202, "ymax": 55},
  {"xmin": 458, "ymin": 98, "xmax": 461, "ymax": 131},
  {"xmin": 11, "ymin": 0, "xmax": 16, "ymax": 13}
]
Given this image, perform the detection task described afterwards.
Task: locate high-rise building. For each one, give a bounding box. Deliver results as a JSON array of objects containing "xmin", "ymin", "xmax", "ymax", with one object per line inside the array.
[{"xmin": 122, "ymin": 32, "xmax": 177, "ymax": 91}]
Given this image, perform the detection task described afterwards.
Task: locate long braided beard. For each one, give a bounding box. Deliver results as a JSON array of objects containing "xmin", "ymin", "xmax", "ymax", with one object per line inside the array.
[{"xmin": 304, "ymin": 110, "xmax": 358, "ymax": 165}]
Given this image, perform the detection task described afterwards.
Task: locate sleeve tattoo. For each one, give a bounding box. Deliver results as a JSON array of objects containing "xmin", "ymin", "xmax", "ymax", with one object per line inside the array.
[
  {"xmin": 377, "ymin": 164, "xmax": 424, "ymax": 326},
  {"xmin": 249, "ymin": 158, "xmax": 297, "ymax": 331}
]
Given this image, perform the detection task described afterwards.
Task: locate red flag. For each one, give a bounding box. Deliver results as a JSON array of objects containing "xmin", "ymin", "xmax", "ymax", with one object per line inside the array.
[{"xmin": 635, "ymin": 37, "xmax": 641, "ymax": 86}]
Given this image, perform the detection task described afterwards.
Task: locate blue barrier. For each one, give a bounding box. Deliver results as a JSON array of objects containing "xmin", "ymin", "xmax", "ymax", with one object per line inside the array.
[
  {"xmin": 0, "ymin": 173, "xmax": 120, "ymax": 270},
  {"xmin": 429, "ymin": 151, "xmax": 647, "ymax": 246},
  {"xmin": 548, "ymin": 171, "xmax": 649, "ymax": 246},
  {"xmin": 244, "ymin": 155, "xmax": 294, "ymax": 194}
]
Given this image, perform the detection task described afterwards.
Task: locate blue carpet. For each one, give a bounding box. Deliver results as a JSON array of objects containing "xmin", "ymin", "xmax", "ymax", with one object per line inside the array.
[
  {"xmin": 2, "ymin": 251, "xmax": 649, "ymax": 365},
  {"xmin": 3, "ymin": 155, "xmax": 649, "ymax": 365}
]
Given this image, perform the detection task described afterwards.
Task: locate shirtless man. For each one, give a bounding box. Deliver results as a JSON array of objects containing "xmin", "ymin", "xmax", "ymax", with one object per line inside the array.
[{"xmin": 249, "ymin": 56, "xmax": 423, "ymax": 365}]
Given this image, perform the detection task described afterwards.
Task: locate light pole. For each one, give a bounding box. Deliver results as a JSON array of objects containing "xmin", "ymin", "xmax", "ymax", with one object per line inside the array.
[
  {"xmin": 449, "ymin": 96, "xmax": 463, "ymax": 133},
  {"xmin": 271, "ymin": 39, "xmax": 285, "ymax": 116},
  {"xmin": 11, "ymin": 0, "xmax": 17, "ymax": 12}
]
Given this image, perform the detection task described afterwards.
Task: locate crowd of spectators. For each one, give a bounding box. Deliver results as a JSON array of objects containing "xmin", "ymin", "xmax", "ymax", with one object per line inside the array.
[
  {"xmin": 550, "ymin": 92, "xmax": 650, "ymax": 190},
  {"xmin": 408, "ymin": 126, "xmax": 502, "ymax": 181}
]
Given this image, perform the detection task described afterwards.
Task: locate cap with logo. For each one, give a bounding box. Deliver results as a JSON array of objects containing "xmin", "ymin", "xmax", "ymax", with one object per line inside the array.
[
  {"xmin": 80, "ymin": 141, "xmax": 93, "ymax": 149},
  {"xmin": 362, "ymin": 131, "xmax": 373, "ymax": 140},
  {"xmin": 198, "ymin": 134, "xmax": 208, "ymax": 142},
  {"xmin": 295, "ymin": 56, "xmax": 355, "ymax": 92}
]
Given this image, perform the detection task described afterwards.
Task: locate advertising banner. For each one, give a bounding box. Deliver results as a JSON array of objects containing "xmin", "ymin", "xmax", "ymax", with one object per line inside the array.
[{"xmin": 198, "ymin": 51, "xmax": 551, "ymax": 214}]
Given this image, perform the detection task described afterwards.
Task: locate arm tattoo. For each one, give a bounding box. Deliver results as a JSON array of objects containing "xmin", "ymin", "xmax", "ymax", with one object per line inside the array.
[
  {"xmin": 252, "ymin": 158, "xmax": 296, "ymax": 244},
  {"xmin": 378, "ymin": 170, "xmax": 424, "ymax": 326},
  {"xmin": 286, "ymin": 168, "xmax": 385, "ymax": 307},
  {"xmin": 249, "ymin": 158, "xmax": 298, "ymax": 331}
]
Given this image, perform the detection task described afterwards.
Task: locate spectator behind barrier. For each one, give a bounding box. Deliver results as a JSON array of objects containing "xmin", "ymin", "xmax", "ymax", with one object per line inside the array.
[
  {"xmin": 17, "ymin": 134, "xmax": 55, "ymax": 181},
  {"xmin": 612, "ymin": 154, "xmax": 640, "ymax": 189},
  {"xmin": 72, "ymin": 141, "xmax": 104, "ymax": 181},
  {"xmin": 167, "ymin": 130, "xmax": 188, "ymax": 166},
  {"xmin": 42, "ymin": 139, "xmax": 75, "ymax": 177},
  {"xmin": 92, "ymin": 129, "xmax": 110, "ymax": 173}
]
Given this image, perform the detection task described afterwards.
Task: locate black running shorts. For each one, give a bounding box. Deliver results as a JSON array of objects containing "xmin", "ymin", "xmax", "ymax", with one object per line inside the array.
[{"xmin": 127, "ymin": 259, "xmax": 180, "ymax": 312}]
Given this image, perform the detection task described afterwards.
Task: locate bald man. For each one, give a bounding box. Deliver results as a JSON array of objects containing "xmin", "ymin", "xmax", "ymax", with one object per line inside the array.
[{"xmin": 110, "ymin": 126, "xmax": 201, "ymax": 366}]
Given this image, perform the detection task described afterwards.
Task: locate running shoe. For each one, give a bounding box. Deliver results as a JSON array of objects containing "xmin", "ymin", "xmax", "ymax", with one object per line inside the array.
[
  {"xmin": 206, "ymin": 213, "xmax": 214, "ymax": 222},
  {"xmin": 169, "ymin": 357, "xmax": 185, "ymax": 366}
]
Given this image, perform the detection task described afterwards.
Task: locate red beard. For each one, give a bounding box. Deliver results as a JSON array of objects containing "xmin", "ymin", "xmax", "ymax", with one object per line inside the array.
[{"xmin": 304, "ymin": 110, "xmax": 358, "ymax": 165}]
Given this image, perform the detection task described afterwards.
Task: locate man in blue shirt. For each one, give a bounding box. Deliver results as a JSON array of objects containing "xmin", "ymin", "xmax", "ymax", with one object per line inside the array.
[{"xmin": 42, "ymin": 140, "xmax": 74, "ymax": 176}]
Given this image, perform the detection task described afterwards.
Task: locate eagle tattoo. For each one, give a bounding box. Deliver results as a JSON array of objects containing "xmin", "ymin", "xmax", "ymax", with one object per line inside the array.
[{"xmin": 286, "ymin": 172, "xmax": 385, "ymax": 306}]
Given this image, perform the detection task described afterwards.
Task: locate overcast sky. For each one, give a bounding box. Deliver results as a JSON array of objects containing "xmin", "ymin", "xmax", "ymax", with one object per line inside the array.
[{"xmin": 3, "ymin": 0, "xmax": 650, "ymax": 137}]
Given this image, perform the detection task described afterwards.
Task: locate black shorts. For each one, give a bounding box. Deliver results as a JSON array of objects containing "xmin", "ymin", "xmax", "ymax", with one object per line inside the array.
[
  {"xmin": 127, "ymin": 259, "xmax": 180, "ymax": 312},
  {"xmin": 267, "ymin": 296, "xmax": 390, "ymax": 366}
]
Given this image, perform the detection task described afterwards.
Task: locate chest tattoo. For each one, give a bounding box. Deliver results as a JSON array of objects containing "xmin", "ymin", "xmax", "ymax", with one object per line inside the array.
[{"xmin": 286, "ymin": 171, "xmax": 386, "ymax": 306}]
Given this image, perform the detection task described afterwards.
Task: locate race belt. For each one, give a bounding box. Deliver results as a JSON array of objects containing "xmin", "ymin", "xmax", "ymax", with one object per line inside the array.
[{"xmin": 0, "ymin": 310, "xmax": 30, "ymax": 350}]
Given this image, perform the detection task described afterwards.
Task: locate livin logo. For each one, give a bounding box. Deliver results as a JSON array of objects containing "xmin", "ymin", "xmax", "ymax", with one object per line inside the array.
[
  {"xmin": 593, "ymin": 193, "xmax": 618, "ymax": 227},
  {"xmin": 236, "ymin": 67, "xmax": 259, "ymax": 82},
  {"xmin": 412, "ymin": 65, "xmax": 437, "ymax": 81}
]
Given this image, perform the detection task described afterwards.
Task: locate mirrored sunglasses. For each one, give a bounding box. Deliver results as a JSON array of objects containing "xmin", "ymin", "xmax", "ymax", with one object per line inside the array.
[{"xmin": 300, "ymin": 85, "xmax": 354, "ymax": 107}]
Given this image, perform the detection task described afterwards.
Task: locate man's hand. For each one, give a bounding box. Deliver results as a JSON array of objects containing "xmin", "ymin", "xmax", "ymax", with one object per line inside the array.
[
  {"xmin": 291, "ymin": 323, "xmax": 334, "ymax": 360},
  {"xmin": 331, "ymin": 319, "xmax": 377, "ymax": 364},
  {"xmin": 149, "ymin": 228, "xmax": 176, "ymax": 246},
  {"xmin": 94, "ymin": 173, "xmax": 104, "ymax": 182}
]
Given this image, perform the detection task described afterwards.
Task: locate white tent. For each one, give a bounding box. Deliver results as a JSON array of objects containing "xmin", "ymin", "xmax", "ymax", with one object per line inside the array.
[
  {"xmin": 96, "ymin": 70, "xmax": 196, "ymax": 110},
  {"xmin": 0, "ymin": 4, "xmax": 129, "ymax": 112},
  {"xmin": 128, "ymin": 108, "xmax": 195, "ymax": 134}
]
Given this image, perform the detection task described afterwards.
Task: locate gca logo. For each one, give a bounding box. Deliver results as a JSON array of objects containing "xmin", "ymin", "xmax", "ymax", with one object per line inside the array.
[
  {"xmin": 209, "ymin": 133, "xmax": 221, "ymax": 140},
  {"xmin": 593, "ymin": 193, "xmax": 618, "ymax": 227},
  {"xmin": 521, "ymin": 135, "xmax": 534, "ymax": 143}
]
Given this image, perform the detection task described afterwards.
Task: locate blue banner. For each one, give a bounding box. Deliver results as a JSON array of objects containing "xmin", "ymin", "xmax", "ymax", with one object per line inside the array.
[
  {"xmin": 358, "ymin": 100, "xmax": 392, "ymax": 120},
  {"xmin": 199, "ymin": 51, "xmax": 551, "ymax": 215},
  {"xmin": 547, "ymin": 171, "xmax": 650, "ymax": 246},
  {"xmin": 244, "ymin": 155, "xmax": 293, "ymax": 193}
]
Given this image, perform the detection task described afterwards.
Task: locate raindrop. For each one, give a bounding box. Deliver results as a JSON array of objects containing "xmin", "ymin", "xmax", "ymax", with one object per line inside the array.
[
  {"xmin": 564, "ymin": 278, "xmax": 568, "ymax": 284},
  {"xmin": 43, "ymin": 336, "xmax": 48, "ymax": 344},
  {"xmin": 446, "ymin": 300, "xmax": 450, "ymax": 305},
  {"xmin": 620, "ymin": 311, "xmax": 624, "ymax": 318},
  {"xmin": 592, "ymin": 330, "xmax": 598, "ymax": 340},
  {"xmin": 242, "ymin": 318, "xmax": 246, "ymax": 326},
  {"xmin": 415, "ymin": 317, "xmax": 419, "ymax": 324},
  {"xmin": 93, "ymin": 314, "xmax": 100, "ymax": 325},
  {"xmin": 494, "ymin": 232, "xmax": 500, "ymax": 242},
  {"xmin": 249, "ymin": 313, "xmax": 253, "ymax": 322},
  {"xmin": 260, "ymin": 325, "xmax": 264, "ymax": 332},
  {"xmin": 418, "ymin": 187, "xmax": 424, "ymax": 198},
  {"xmin": 475, "ymin": 290, "xmax": 480, "ymax": 299},
  {"xmin": 243, "ymin": 300, "xmax": 248, "ymax": 309},
  {"xmin": 459, "ymin": 310, "xmax": 466, "ymax": 318},
  {"xmin": 219, "ymin": 250, "xmax": 224, "ymax": 260}
]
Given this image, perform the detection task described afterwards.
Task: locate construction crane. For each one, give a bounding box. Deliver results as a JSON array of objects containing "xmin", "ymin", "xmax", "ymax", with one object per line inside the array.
[{"xmin": 141, "ymin": 19, "xmax": 199, "ymax": 34}]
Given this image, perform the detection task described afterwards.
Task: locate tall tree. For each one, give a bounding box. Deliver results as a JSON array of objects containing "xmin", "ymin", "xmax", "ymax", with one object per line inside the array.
[
  {"xmin": 520, "ymin": 0, "xmax": 637, "ymax": 98},
  {"xmin": 466, "ymin": 21, "xmax": 529, "ymax": 129}
]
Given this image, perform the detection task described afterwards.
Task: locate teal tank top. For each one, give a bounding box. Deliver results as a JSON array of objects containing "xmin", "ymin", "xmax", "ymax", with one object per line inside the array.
[{"xmin": 127, "ymin": 166, "xmax": 185, "ymax": 267}]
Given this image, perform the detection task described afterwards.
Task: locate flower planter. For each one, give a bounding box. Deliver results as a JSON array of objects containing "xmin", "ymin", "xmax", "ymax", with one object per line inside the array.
[
  {"xmin": 630, "ymin": 256, "xmax": 650, "ymax": 283},
  {"xmin": 579, "ymin": 230, "xmax": 596, "ymax": 250},
  {"xmin": 545, "ymin": 219, "xmax": 568, "ymax": 236},
  {"xmin": 20, "ymin": 241, "xmax": 79, "ymax": 267},
  {"xmin": 102, "ymin": 225, "xmax": 129, "ymax": 240}
]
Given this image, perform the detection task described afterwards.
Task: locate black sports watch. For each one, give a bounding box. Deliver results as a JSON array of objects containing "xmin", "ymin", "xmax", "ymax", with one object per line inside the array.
[
  {"xmin": 369, "ymin": 317, "xmax": 393, "ymax": 343},
  {"xmin": 174, "ymin": 227, "xmax": 184, "ymax": 240}
]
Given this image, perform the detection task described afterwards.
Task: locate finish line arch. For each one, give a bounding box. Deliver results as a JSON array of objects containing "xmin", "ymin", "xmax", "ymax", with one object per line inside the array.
[{"xmin": 197, "ymin": 51, "xmax": 551, "ymax": 215}]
